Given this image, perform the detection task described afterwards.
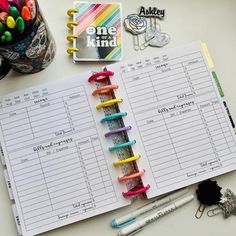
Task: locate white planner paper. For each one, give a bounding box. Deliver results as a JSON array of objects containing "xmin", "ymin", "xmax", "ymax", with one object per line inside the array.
[
  {"xmin": 108, "ymin": 41, "xmax": 236, "ymax": 198},
  {"xmin": 0, "ymin": 72, "xmax": 129, "ymax": 236}
]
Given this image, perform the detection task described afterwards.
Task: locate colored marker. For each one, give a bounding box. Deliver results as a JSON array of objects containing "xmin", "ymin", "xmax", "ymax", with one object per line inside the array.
[
  {"xmin": 21, "ymin": 6, "xmax": 31, "ymax": 21},
  {"xmin": 0, "ymin": 23, "xmax": 5, "ymax": 34},
  {"xmin": 9, "ymin": 6, "xmax": 21, "ymax": 19},
  {"xmin": 1, "ymin": 31, "xmax": 13, "ymax": 43},
  {"xmin": 16, "ymin": 16, "xmax": 25, "ymax": 33},
  {"xmin": 0, "ymin": 12, "xmax": 9, "ymax": 24},
  {"xmin": 7, "ymin": 16, "xmax": 16, "ymax": 29},
  {"xmin": 0, "ymin": 0, "xmax": 10, "ymax": 13},
  {"xmin": 26, "ymin": 0, "xmax": 36, "ymax": 19},
  {"xmin": 4, "ymin": 31, "xmax": 13, "ymax": 42}
]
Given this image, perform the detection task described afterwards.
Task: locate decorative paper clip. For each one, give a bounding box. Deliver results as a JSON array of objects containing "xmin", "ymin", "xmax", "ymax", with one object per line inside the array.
[
  {"xmin": 195, "ymin": 179, "xmax": 222, "ymax": 219},
  {"xmin": 67, "ymin": 8, "xmax": 79, "ymax": 17},
  {"xmin": 88, "ymin": 71, "xmax": 114, "ymax": 83},
  {"xmin": 207, "ymin": 188, "xmax": 236, "ymax": 219},
  {"xmin": 92, "ymin": 84, "xmax": 118, "ymax": 96},
  {"xmin": 100, "ymin": 112, "xmax": 127, "ymax": 123},
  {"xmin": 96, "ymin": 98, "xmax": 123, "ymax": 109},
  {"xmin": 105, "ymin": 126, "xmax": 131, "ymax": 137},
  {"xmin": 109, "ymin": 140, "xmax": 136, "ymax": 152},
  {"xmin": 124, "ymin": 14, "xmax": 147, "ymax": 51},
  {"xmin": 122, "ymin": 184, "xmax": 150, "ymax": 197},
  {"xmin": 118, "ymin": 170, "xmax": 145, "ymax": 182},
  {"xmin": 113, "ymin": 155, "xmax": 140, "ymax": 166}
]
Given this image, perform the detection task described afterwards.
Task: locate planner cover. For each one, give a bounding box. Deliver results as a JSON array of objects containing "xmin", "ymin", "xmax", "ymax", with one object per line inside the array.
[{"xmin": 67, "ymin": 2, "xmax": 122, "ymax": 61}]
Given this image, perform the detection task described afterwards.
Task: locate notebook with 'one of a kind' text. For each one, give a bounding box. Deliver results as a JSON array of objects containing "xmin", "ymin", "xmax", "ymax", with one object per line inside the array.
[
  {"xmin": 67, "ymin": 2, "xmax": 122, "ymax": 61},
  {"xmin": 0, "ymin": 41, "xmax": 236, "ymax": 235}
]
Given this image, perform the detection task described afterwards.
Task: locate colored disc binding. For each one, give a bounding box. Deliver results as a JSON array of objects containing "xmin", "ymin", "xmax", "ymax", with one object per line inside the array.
[
  {"xmin": 109, "ymin": 140, "xmax": 136, "ymax": 152},
  {"xmin": 88, "ymin": 71, "xmax": 114, "ymax": 83},
  {"xmin": 90, "ymin": 69, "xmax": 150, "ymax": 198},
  {"xmin": 122, "ymin": 184, "xmax": 151, "ymax": 197},
  {"xmin": 67, "ymin": 34, "xmax": 79, "ymax": 42},
  {"xmin": 96, "ymin": 98, "xmax": 123, "ymax": 109},
  {"xmin": 113, "ymin": 155, "xmax": 140, "ymax": 166},
  {"xmin": 66, "ymin": 9, "xmax": 80, "ymax": 55},
  {"xmin": 67, "ymin": 21, "xmax": 78, "ymax": 30},
  {"xmin": 118, "ymin": 170, "xmax": 145, "ymax": 182},
  {"xmin": 100, "ymin": 112, "xmax": 127, "ymax": 123},
  {"xmin": 67, "ymin": 47, "xmax": 79, "ymax": 55},
  {"xmin": 92, "ymin": 84, "xmax": 118, "ymax": 96},
  {"xmin": 67, "ymin": 8, "xmax": 79, "ymax": 17},
  {"xmin": 105, "ymin": 126, "xmax": 131, "ymax": 137}
]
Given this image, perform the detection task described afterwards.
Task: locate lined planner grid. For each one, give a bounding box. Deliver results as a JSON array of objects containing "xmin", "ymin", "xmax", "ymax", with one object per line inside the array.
[
  {"xmin": 0, "ymin": 84, "xmax": 119, "ymax": 232},
  {"xmin": 118, "ymin": 49, "xmax": 236, "ymax": 191}
]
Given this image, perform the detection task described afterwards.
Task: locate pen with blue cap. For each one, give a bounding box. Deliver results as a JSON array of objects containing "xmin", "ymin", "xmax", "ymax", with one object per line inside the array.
[
  {"xmin": 118, "ymin": 194, "xmax": 194, "ymax": 236},
  {"xmin": 112, "ymin": 188, "xmax": 188, "ymax": 228}
]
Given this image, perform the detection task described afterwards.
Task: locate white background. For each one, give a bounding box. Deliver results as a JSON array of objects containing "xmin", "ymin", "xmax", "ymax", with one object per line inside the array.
[{"xmin": 0, "ymin": 0, "xmax": 236, "ymax": 235}]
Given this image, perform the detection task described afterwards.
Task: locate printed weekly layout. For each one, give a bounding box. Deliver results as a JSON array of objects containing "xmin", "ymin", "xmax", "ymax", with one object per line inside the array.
[
  {"xmin": 0, "ymin": 72, "xmax": 130, "ymax": 236},
  {"xmin": 106, "ymin": 41, "xmax": 236, "ymax": 198},
  {"xmin": 72, "ymin": 2, "xmax": 122, "ymax": 61}
]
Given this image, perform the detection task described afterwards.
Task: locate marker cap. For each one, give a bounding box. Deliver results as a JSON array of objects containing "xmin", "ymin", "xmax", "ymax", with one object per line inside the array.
[
  {"xmin": 7, "ymin": 16, "xmax": 16, "ymax": 29},
  {"xmin": 16, "ymin": 17, "xmax": 25, "ymax": 33},
  {"xmin": 9, "ymin": 6, "xmax": 21, "ymax": 19},
  {"xmin": 0, "ymin": 23, "xmax": 5, "ymax": 34},
  {"xmin": 21, "ymin": 6, "xmax": 31, "ymax": 21}
]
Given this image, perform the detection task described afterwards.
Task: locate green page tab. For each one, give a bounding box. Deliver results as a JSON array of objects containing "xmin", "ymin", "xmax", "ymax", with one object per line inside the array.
[{"xmin": 212, "ymin": 71, "xmax": 224, "ymax": 97}]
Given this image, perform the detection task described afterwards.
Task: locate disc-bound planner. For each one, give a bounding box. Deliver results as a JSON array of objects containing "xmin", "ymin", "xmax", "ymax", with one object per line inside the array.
[
  {"xmin": 66, "ymin": 1, "xmax": 122, "ymax": 61},
  {"xmin": 1, "ymin": 41, "xmax": 236, "ymax": 235}
]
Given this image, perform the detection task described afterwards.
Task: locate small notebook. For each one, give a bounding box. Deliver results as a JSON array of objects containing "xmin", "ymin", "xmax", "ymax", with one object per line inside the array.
[
  {"xmin": 1, "ymin": 41, "xmax": 236, "ymax": 236},
  {"xmin": 67, "ymin": 1, "xmax": 122, "ymax": 61}
]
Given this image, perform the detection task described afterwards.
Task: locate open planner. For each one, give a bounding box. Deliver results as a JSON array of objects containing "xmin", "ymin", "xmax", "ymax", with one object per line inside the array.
[{"xmin": 0, "ymin": 41, "xmax": 236, "ymax": 236}]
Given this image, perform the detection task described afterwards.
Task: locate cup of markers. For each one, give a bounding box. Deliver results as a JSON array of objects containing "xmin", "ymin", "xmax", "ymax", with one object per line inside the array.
[{"xmin": 0, "ymin": 0, "xmax": 56, "ymax": 79}]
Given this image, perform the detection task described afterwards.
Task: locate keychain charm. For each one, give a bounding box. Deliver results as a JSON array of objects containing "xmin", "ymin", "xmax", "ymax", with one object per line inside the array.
[{"xmin": 124, "ymin": 14, "xmax": 147, "ymax": 51}]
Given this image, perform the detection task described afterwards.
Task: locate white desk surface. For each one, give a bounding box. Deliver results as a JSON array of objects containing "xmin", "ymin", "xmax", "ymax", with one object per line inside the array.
[{"xmin": 0, "ymin": 0, "xmax": 236, "ymax": 235}]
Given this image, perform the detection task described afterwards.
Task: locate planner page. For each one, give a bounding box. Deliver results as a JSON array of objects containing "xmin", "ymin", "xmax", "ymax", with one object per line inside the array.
[
  {"xmin": 108, "ymin": 41, "xmax": 236, "ymax": 199},
  {"xmin": 0, "ymin": 72, "xmax": 130, "ymax": 236}
]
